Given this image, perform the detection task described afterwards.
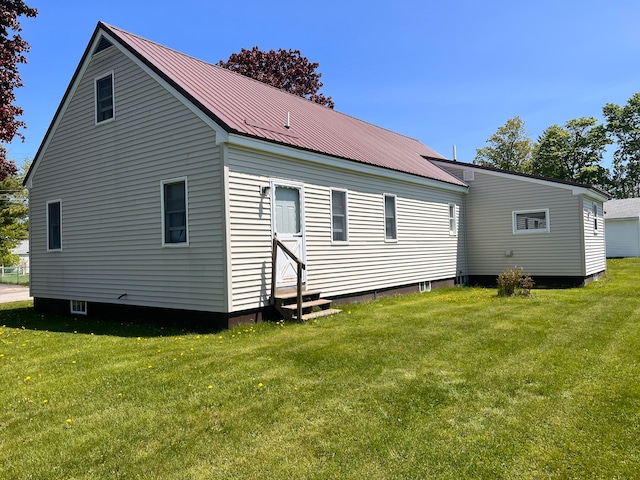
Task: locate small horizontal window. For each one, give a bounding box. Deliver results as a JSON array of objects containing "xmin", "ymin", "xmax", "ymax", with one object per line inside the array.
[
  {"xmin": 70, "ymin": 300, "xmax": 87, "ymax": 315},
  {"xmin": 513, "ymin": 209, "xmax": 550, "ymax": 234}
]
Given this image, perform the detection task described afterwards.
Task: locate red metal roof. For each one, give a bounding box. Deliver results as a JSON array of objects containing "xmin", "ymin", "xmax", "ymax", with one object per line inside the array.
[{"xmin": 101, "ymin": 23, "xmax": 465, "ymax": 187}]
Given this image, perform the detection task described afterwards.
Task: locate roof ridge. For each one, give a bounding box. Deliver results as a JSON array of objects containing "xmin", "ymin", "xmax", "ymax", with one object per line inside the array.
[
  {"xmin": 99, "ymin": 22, "xmax": 430, "ymax": 147},
  {"xmin": 93, "ymin": 22, "xmax": 458, "ymax": 184},
  {"xmin": 101, "ymin": 23, "xmax": 333, "ymax": 106}
]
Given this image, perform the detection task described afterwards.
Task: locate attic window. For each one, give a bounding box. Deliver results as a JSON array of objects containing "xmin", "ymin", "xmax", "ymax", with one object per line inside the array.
[
  {"xmin": 93, "ymin": 37, "xmax": 113, "ymax": 55},
  {"xmin": 95, "ymin": 72, "xmax": 114, "ymax": 123}
]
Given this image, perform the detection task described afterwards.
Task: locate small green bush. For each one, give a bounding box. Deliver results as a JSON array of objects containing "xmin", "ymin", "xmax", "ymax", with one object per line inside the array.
[{"xmin": 497, "ymin": 266, "xmax": 534, "ymax": 297}]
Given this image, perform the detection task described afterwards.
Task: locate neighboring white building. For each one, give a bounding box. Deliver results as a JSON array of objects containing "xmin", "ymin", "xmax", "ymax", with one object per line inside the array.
[
  {"xmin": 14, "ymin": 240, "xmax": 29, "ymax": 273},
  {"xmin": 604, "ymin": 198, "xmax": 640, "ymax": 257},
  {"xmin": 23, "ymin": 22, "xmax": 609, "ymax": 328}
]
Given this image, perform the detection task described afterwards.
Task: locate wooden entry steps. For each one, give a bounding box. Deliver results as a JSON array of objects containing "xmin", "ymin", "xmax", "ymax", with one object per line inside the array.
[{"xmin": 272, "ymin": 290, "xmax": 341, "ymax": 321}]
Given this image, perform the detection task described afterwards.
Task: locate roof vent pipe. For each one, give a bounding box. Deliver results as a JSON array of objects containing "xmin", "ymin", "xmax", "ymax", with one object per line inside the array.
[
  {"xmin": 284, "ymin": 112, "xmax": 291, "ymax": 129},
  {"xmin": 453, "ymin": 145, "xmax": 457, "ymax": 162}
]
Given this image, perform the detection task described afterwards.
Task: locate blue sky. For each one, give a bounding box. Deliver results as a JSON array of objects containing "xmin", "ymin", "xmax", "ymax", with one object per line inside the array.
[{"xmin": 7, "ymin": 0, "xmax": 640, "ymax": 169}]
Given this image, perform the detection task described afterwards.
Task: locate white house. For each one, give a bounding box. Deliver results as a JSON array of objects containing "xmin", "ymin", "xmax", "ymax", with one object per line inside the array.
[
  {"xmin": 432, "ymin": 160, "xmax": 608, "ymax": 286},
  {"xmin": 604, "ymin": 198, "xmax": 640, "ymax": 257},
  {"xmin": 23, "ymin": 23, "xmax": 608, "ymax": 328}
]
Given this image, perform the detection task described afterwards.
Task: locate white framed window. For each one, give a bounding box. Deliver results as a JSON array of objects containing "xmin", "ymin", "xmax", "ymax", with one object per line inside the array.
[
  {"xmin": 70, "ymin": 300, "xmax": 87, "ymax": 315},
  {"xmin": 161, "ymin": 178, "xmax": 189, "ymax": 246},
  {"xmin": 512, "ymin": 209, "xmax": 550, "ymax": 234},
  {"xmin": 46, "ymin": 199, "xmax": 62, "ymax": 251},
  {"xmin": 331, "ymin": 189, "xmax": 348, "ymax": 243},
  {"xmin": 384, "ymin": 194, "xmax": 397, "ymax": 241},
  {"xmin": 95, "ymin": 71, "xmax": 114, "ymax": 124},
  {"xmin": 449, "ymin": 203, "xmax": 457, "ymax": 236},
  {"xmin": 592, "ymin": 203, "xmax": 599, "ymax": 233}
]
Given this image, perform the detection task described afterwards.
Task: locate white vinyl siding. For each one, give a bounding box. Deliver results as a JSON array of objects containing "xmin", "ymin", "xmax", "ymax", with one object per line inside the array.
[
  {"xmin": 226, "ymin": 145, "xmax": 464, "ymax": 311},
  {"xmin": 583, "ymin": 198, "xmax": 606, "ymax": 275},
  {"xmin": 436, "ymin": 163, "xmax": 587, "ymax": 277},
  {"xmin": 29, "ymin": 46, "xmax": 226, "ymax": 312}
]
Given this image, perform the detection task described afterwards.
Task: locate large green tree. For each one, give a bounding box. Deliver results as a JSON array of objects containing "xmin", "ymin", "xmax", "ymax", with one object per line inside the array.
[
  {"xmin": 603, "ymin": 93, "xmax": 640, "ymax": 198},
  {"xmin": 0, "ymin": 161, "xmax": 28, "ymax": 266},
  {"xmin": 474, "ymin": 116, "xmax": 534, "ymax": 172},
  {"xmin": 530, "ymin": 117, "xmax": 611, "ymax": 188}
]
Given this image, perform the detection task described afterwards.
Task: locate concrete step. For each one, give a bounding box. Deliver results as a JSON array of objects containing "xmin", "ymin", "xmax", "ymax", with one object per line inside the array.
[
  {"xmin": 273, "ymin": 290, "xmax": 322, "ymax": 302},
  {"xmin": 280, "ymin": 298, "xmax": 333, "ymax": 312},
  {"xmin": 296, "ymin": 308, "xmax": 342, "ymax": 321}
]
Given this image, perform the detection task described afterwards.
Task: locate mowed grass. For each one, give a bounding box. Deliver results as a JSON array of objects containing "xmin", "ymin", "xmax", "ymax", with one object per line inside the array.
[{"xmin": 1, "ymin": 260, "xmax": 639, "ymax": 479}]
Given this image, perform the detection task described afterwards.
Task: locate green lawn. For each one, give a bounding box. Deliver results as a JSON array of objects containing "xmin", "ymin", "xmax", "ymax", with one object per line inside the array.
[{"xmin": 1, "ymin": 259, "xmax": 639, "ymax": 479}]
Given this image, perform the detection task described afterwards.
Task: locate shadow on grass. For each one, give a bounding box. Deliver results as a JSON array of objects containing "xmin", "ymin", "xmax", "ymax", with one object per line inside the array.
[{"xmin": 0, "ymin": 302, "xmax": 197, "ymax": 338}]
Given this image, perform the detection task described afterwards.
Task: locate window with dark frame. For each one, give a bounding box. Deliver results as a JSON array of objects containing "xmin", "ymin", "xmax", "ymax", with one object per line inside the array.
[
  {"xmin": 593, "ymin": 204, "xmax": 598, "ymax": 232},
  {"xmin": 47, "ymin": 201, "xmax": 61, "ymax": 250},
  {"xmin": 163, "ymin": 180, "xmax": 187, "ymax": 244},
  {"xmin": 331, "ymin": 189, "xmax": 348, "ymax": 242},
  {"xmin": 384, "ymin": 194, "xmax": 397, "ymax": 240},
  {"xmin": 96, "ymin": 73, "xmax": 114, "ymax": 123}
]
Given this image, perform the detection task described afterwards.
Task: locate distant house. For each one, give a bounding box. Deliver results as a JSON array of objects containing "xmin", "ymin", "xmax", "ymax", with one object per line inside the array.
[
  {"xmin": 2, "ymin": 240, "xmax": 29, "ymax": 274},
  {"xmin": 604, "ymin": 198, "xmax": 640, "ymax": 257},
  {"xmin": 23, "ymin": 22, "xmax": 609, "ymax": 328},
  {"xmin": 13, "ymin": 240, "xmax": 29, "ymax": 273}
]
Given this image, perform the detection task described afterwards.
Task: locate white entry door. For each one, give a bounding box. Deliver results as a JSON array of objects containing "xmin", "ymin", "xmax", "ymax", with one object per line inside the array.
[{"xmin": 272, "ymin": 183, "xmax": 306, "ymax": 287}]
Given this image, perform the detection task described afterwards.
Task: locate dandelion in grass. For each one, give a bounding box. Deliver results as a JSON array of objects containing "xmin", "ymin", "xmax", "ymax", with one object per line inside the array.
[
  {"xmin": 24, "ymin": 376, "xmax": 31, "ymax": 381},
  {"xmin": 258, "ymin": 383, "xmax": 263, "ymax": 388},
  {"xmin": 43, "ymin": 399, "xmax": 48, "ymax": 404},
  {"xmin": 208, "ymin": 385, "xmax": 213, "ymax": 389}
]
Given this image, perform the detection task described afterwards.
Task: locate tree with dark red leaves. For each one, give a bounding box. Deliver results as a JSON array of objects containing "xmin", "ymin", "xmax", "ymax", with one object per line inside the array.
[
  {"xmin": 218, "ymin": 46, "xmax": 334, "ymax": 109},
  {"xmin": 0, "ymin": 0, "xmax": 37, "ymax": 180}
]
